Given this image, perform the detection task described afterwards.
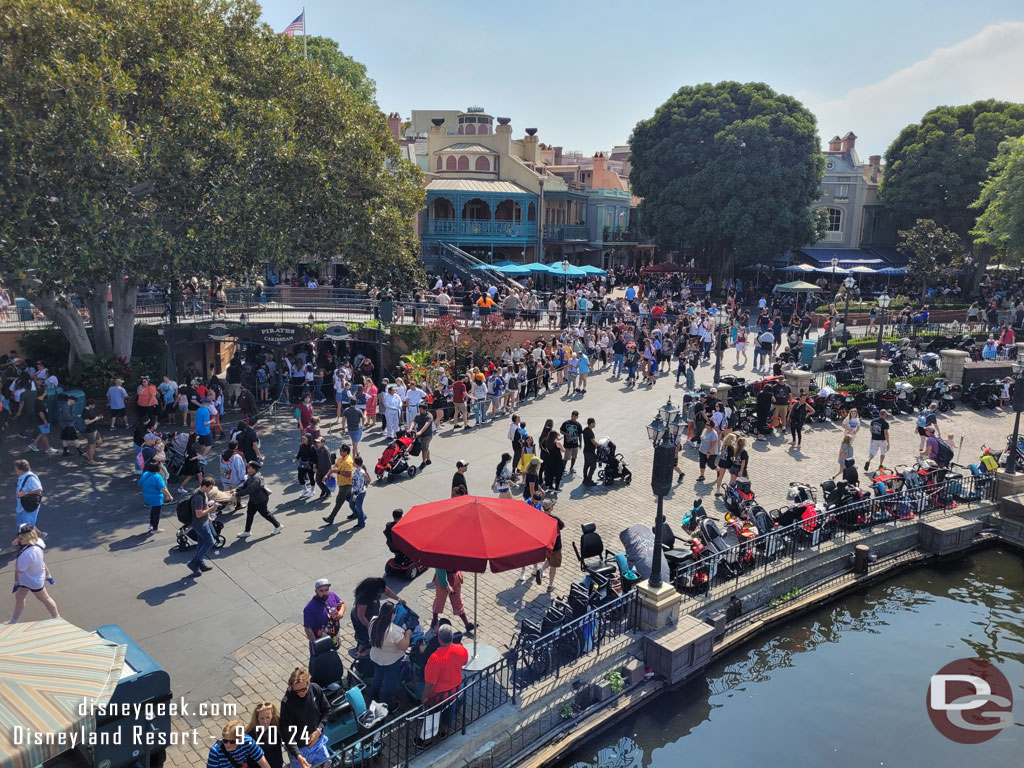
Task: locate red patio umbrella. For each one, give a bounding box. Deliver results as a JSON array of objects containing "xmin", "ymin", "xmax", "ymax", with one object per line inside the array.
[{"xmin": 391, "ymin": 496, "xmax": 558, "ymax": 658}]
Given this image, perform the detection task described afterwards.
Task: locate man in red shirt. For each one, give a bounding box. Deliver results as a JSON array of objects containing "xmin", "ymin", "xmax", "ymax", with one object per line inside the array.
[
  {"xmin": 422, "ymin": 625, "xmax": 469, "ymax": 731},
  {"xmin": 451, "ymin": 375, "xmax": 468, "ymax": 430}
]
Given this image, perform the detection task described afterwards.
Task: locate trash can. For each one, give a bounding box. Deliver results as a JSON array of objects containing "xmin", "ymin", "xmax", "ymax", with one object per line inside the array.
[
  {"xmin": 15, "ymin": 297, "xmax": 32, "ymax": 322},
  {"xmin": 801, "ymin": 338, "xmax": 817, "ymax": 367},
  {"xmin": 65, "ymin": 388, "xmax": 86, "ymax": 417}
]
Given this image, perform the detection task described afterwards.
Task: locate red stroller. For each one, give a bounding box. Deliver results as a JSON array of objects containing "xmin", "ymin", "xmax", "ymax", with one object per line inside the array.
[{"xmin": 374, "ymin": 431, "xmax": 417, "ymax": 483}]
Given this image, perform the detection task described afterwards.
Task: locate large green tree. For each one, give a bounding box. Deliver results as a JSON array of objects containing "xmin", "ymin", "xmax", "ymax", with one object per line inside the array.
[
  {"xmin": 971, "ymin": 137, "xmax": 1024, "ymax": 264},
  {"xmin": 292, "ymin": 35, "xmax": 377, "ymax": 106},
  {"xmin": 880, "ymin": 100, "xmax": 1024, "ymax": 286},
  {"xmin": 0, "ymin": 0, "xmax": 422, "ymax": 363},
  {"xmin": 629, "ymin": 81, "xmax": 826, "ymax": 285},
  {"xmin": 896, "ymin": 219, "xmax": 968, "ymax": 300}
]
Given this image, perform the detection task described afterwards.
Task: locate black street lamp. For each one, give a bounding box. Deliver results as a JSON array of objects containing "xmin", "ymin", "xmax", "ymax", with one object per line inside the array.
[
  {"xmin": 1007, "ymin": 368, "xmax": 1024, "ymax": 474},
  {"xmin": 874, "ymin": 292, "xmax": 891, "ymax": 361},
  {"xmin": 646, "ymin": 399, "xmax": 686, "ymax": 590},
  {"xmin": 560, "ymin": 260, "xmax": 569, "ymax": 330},
  {"xmin": 842, "ymin": 275, "xmax": 856, "ymax": 343},
  {"xmin": 449, "ymin": 326, "xmax": 460, "ymax": 375},
  {"xmin": 713, "ymin": 309, "xmax": 725, "ymax": 385}
]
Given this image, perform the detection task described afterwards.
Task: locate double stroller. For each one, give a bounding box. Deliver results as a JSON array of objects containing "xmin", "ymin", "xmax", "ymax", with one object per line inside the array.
[
  {"xmin": 596, "ymin": 438, "xmax": 632, "ymax": 486},
  {"xmin": 374, "ymin": 430, "xmax": 418, "ymax": 483}
]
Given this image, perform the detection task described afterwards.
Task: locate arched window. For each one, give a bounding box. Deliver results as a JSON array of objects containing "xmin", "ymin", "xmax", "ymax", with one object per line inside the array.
[
  {"xmin": 457, "ymin": 125, "xmax": 465, "ymax": 135},
  {"xmin": 430, "ymin": 198, "xmax": 455, "ymax": 219},
  {"xmin": 527, "ymin": 202, "xmax": 536, "ymax": 222},
  {"xmin": 495, "ymin": 200, "xmax": 522, "ymax": 222},
  {"xmin": 436, "ymin": 156, "xmax": 442, "ymax": 171},
  {"xmin": 465, "ymin": 124, "xmax": 476, "ymax": 135},
  {"xmin": 826, "ymin": 207, "xmax": 842, "ymax": 231},
  {"xmin": 462, "ymin": 198, "xmax": 491, "ymax": 220},
  {"xmin": 478, "ymin": 124, "xmax": 490, "ymax": 135},
  {"xmin": 445, "ymin": 156, "xmax": 457, "ymax": 171},
  {"xmin": 457, "ymin": 155, "xmax": 469, "ymax": 171},
  {"xmin": 474, "ymin": 156, "xmax": 490, "ymax": 171}
]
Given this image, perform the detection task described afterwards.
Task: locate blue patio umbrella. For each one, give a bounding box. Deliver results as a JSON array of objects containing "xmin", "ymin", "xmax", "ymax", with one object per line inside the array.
[
  {"xmin": 577, "ymin": 265, "xmax": 606, "ymax": 275},
  {"xmin": 546, "ymin": 261, "xmax": 588, "ymax": 277},
  {"xmin": 493, "ymin": 263, "xmax": 532, "ymax": 275}
]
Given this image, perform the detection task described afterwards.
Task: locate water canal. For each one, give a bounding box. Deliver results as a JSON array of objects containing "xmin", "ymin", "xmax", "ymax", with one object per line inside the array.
[{"xmin": 558, "ymin": 546, "xmax": 1023, "ymax": 768}]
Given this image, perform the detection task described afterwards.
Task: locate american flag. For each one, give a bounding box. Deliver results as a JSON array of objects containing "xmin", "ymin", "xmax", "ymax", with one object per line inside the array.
[{"xmin": 281, "ymin": 11, "xmax": 305, "ymax": 37}]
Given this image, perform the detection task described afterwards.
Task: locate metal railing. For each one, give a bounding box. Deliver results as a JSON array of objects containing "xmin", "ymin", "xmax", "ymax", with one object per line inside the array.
[
  {"xmin": 670, "ymin": 471, "xmax": 995, "ymax": 612},
  {"xmin": 510, "ymin": 589, "xmax": 640, "ymax": 690},
  {"xmin": 602, "ymin": 227, "xmax": 642, "ymax": 243},
  {"xmin": 424, "ymin": 219, "xmax": 538, "ymax": 238},
  {"xmin": 544, "ymin": 225, "xmax": 589, "ymax": 241}
]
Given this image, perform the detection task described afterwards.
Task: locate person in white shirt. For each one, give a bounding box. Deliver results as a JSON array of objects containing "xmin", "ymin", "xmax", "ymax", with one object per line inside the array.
[
  {"xmin": 382, "ymin": 386, "xmax": 403, "ymax": 439},
  {"xmin": 405, "ymin": 384, "xmax": 425, "ymax": 429},
  {"xmin": 11, "ymin": 525, "xmax": 59, "ymax": 623}
]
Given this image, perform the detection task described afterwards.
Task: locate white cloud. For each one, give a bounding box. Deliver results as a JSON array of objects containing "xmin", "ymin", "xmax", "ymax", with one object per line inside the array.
[{"xmin": 804, "ymin": 22, "xmax": 1024, "ymax": 155}]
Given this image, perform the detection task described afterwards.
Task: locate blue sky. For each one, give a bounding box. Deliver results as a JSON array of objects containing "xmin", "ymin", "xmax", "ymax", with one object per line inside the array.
[{"xmin": 259, "ymin": 0, "xmax": 1024, "ymax": 157}]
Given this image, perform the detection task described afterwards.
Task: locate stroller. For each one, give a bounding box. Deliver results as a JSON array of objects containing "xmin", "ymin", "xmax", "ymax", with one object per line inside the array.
[
  {"xmin": 596, "ymin": 438, "xmax": 633, "ymax": 485},
  {"xmin": 374, "ymin": 431, "xmax": 418, "ymax": 483},
  {"xmin": 175, "ymin": 497, "xmax": 227, "ymax": 551}
]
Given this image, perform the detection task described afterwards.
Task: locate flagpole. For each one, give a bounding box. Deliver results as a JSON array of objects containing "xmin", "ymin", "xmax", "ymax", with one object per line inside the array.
[{"xmin": 302, "ymin": 7, "xmax": 307, "ymax": 60}]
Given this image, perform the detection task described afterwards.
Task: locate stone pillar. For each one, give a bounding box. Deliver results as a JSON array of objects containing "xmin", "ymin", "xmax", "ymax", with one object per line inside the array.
[
  {"xmin": 785, "ymin": 369, "xmax": 813, "ymax": 395},
  {"xmin": 635, "ymin": 580, "xmax": 682, "ymax": 632},
  {"xmin": 939, "ymin": 349, "xmax": 969, "ymax": 386},
  {"xmin": 995, "ymin": 470, "xmax": 1024, "ymax": 503},
  {"xmin": 1015, "ymin": 342, "xmax": 1024, "ymax": 365},
  {"xmin": 862, "ymin": 359, "xmax": 891, "ymax": 391}
]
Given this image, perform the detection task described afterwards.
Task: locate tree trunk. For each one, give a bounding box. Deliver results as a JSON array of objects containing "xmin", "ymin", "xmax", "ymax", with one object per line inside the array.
[
  {"xmin": 88, "ymin": 282, "xmax": 112, "ymax": 356},
  {"xmin": 31, "ymin": 292, "xmax": 96, "ymax": 361},
  {"xmin": 111, "ymin": 281, "xmax": 138, "ymax": 360}
]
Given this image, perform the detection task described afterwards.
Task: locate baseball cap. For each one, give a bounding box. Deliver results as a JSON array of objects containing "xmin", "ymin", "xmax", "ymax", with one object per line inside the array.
[
  {"xmin": 456, "ymin": 460, "xmax": 469, "ymax": 468},
  {"xmin": 314, "ymin": 578, "xmax": 330, "ymax": 589},
  {"xmin": 541, "ymin": 499, "xmax": 555, "ymax": 511},
  {"xmin": 144, "ymin": 432, "xmax": 159, "ymax": 442}
]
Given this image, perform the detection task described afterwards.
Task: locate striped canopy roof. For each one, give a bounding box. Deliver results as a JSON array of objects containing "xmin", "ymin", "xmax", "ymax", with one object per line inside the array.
[{"xmin": 0, "ymin": 620, "xmax": 125, "ymax": 768}]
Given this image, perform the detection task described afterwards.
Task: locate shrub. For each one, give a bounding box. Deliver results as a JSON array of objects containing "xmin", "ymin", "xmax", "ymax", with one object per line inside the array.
[{"xmin": 605, "ymin": 670, "xmax": 625, "ymax": 694}]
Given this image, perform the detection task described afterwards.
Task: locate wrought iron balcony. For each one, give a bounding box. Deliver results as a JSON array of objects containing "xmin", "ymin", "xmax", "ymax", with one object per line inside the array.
[
  {"xmin": 602, "ymin": 227, "xmax": 642, "ymax": 243},
  {"xmin": 424, "ymin": 219, "xmax": 537, "ymax": 238},
  {"xmin": 544, "ymin": 225, "xmax": 589, "ymax": 241}
]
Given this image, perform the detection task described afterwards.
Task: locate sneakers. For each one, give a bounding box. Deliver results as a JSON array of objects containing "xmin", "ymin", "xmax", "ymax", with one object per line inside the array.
[
  {"xmin": 299, "ymin": 488, "xmax": 311, "ymax": 499},
  {"xmin": 271, "ymin": 526, "xmax": 283, "ymax": 535},
  {"xmin": 147, "ymin": 526, "xmax": 161, "ymax": 534},
  {"xmin": 236, "ymin": 531, "xmax": 251, "ymax": 539},
  {"xmin": 28, "ymin": 444, "xmax": 39, "ymax": 452},
  {"xmin": 197, "ymin": 562, "xmax": 213, "ymax": 572},
  {"xmin": 45, "ymin": 448, "xmax": 59, "ymax": 455},
  {"xmin": 863, "ymin": 461, "xmax": 870, "ymax": 471},
  {"xmin": 534, "ymin": 570, "xmax": 542, "ymax": 586},
  {"xmin": 177, "ymin": 487, "xmax": 189, "ymax": 495},
  {"xmin": 187, "ymin": 560, "xmax": 203, "ymax": 576}
]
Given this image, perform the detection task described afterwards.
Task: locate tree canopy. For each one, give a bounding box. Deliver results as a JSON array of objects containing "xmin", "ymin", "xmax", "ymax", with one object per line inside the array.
[
  {"xmin": 880, "ymin": 100, "xmax": 1024, "ymax": 243},
  {"xmin": 0, "ymin": 0, "xmax": 422, "ymax": 362},
  {"xmin": 293, "ymin": 35, "xmax": 377, "ymax": 106},
  {"xmin": 629, "ymin": 81, "xmax": 826, "ymax": 283},
  {"xmin": 971, "ymin": 137, "xmax": 1024, "ymax": 264},
  {"xmin": 896, "ymin": 219, "xmax": 968, "ymax": 299}
]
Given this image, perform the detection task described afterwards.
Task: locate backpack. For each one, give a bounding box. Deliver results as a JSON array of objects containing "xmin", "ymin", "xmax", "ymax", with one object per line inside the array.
[
  {"xmin": 176, "ymin": 497, "xmax": 193, "ymax": 525},
  {"xmin": 936, "ymin": 440, "xmax": 953, "ymax": 465},
  {"xmin": 916, "ymin": 413, "xmax": 928, "ymax": 428}
]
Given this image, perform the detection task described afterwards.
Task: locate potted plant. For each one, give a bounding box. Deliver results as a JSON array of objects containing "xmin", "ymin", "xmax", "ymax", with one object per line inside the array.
[
  {"xmin": 560, "ymin": 704, "xmax": 574, "ymax": 720},
  {"xmin": 605, "ymin": 670, "xmax": 625, "ymax": 695}
]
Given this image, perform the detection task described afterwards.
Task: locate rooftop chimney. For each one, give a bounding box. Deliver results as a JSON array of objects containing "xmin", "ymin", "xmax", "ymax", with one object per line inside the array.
[
  {"xmin": 868, "ymin": 155, "xmax": 881, "ymax": 167},
  {"xmin": 429, "ymin": 117, "xmax": 445, "ymax": 137},
  {"xmin": 841, "ymin": 131, "xmax": 857, "ymax": 153},
  {"xmin": 387, "ymin": 112, "xmax": 402, "ymax": 141},
  {"xmin": 828, "ymin": 135, "xmax": 842, "ymax": 152}
]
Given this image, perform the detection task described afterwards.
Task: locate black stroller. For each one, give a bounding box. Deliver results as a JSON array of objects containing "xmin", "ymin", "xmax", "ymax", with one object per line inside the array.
[
  {"xmin": 596, "ymin": 438, "xmax": 632, "ymax": 485},
  {"xmin": 175, "ymin": 496, "xmax": 227, "ymax": 551}
]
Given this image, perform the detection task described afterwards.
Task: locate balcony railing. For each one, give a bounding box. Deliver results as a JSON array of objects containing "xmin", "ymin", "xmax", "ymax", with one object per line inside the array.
[
  {"xmin": 602, "ymin": 227, "xmax": 642, "ymax": 243},
  {"xmin": 544, "ymin": 225, "xmax": 589, "ymax": 241},
  {"xmin": 425, "ymin": 219, "xmax": 537, "ymax": 238}
]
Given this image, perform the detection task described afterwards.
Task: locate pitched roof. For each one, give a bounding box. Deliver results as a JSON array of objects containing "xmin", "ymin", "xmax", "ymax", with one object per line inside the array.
[{"xmin": 425, "ymin": 178, "xmax": 533, "ymax": 195}]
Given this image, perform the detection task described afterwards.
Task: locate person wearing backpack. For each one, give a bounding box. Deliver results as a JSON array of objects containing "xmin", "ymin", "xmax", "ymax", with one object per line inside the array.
[
  {"xmin": 916, "ymin": 402, "xmax": 938, "ymax": 451},
  {"xmin": 922, "ymin": 426, "xmax": 954, "ymax": 468},
  {"xmin": 14, "ymin": 459, "xmax": 43, "ymax": 532},
  {"xmin": 139, "ymin": 460, "xmax": 172, "ymax": 535},
  {"xmin": 234, "ymin": 461, "xmax": 282, "ymax": 539}
]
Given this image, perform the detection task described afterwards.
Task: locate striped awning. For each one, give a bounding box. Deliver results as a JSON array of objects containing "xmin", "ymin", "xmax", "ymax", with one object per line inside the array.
[{"xmin": 0, "ymin": 620, "xmax": 126, "ymax": 768}]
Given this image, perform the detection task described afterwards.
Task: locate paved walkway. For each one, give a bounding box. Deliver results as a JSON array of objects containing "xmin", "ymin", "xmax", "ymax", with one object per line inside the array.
[{"xmin": 0, "ymin": 343, "xmax": 1014, "ymax": 766}]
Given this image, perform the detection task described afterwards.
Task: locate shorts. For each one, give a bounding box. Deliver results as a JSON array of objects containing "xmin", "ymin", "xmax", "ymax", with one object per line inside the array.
[
  {"xmin": 417, "ymin": 433, "xmax": 432, "ymax": 452},
  {"xmin": 16, "ymin": 584, "xmax": 45, "ymax": 594},
  {"xmin": 198, "ymin": 433, "xmax": 213, "ymax": 446},
  {"xmin": 454, "ymin": 401, "xmax": 467, "ymax": 417},
  {"xmin": 916, "ymin": 426, "xmax": 928, "ymax": 436},
  {"xmin": 110, "ymin": 407, "xmax": 125, "ymax": 416},
  {"xmin": 564, "ymin": 445, "xmax": 579, "ymax": 464},
  {"xmin": 869, "ymin": 439, "xmax": 888, "ymax": 457},
  {"xmin": 86, "ymin": 430, "xmax": 100, "ymax": 444},
  {"xmin": 227, "ymin": 383, "xmax": 241, "ymax": 398},
  {"xmin": 546, "ymin": 549, "xmax": 563, "ymax": 568},
  {"xmin": 735, "ymin": 342, "xmax": 746, "ymax": 351},
  {"xmin": 38, "ymin": 424, "xmax": 50, "ymax": 435},
  {"xmin": 178, "ymin": 403, "xmax": 187, "ymax": 411},
  {"xmin": 348, "ymin": 428, "xmax": 363, "ymax": 444}
]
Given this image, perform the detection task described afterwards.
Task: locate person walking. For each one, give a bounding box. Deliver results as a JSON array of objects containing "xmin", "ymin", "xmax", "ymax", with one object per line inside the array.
[
  {"xmin": 234, "ymin": 461, "xmax": 282, "ymax": 538},
  {"xmin": 14, "ymin": 459, "xmax": 43, "ymax": 532},
  {"xmin": 139, "ymin": 460, "xmax": 172, "ymax": 534},
  {"xmin": 381, "ymin": 385, "xmax": 402, "ymax": 440},
  {"xmin": 342, "ymin": 401, "xmax": 363, "ymax": 459},
  {"xmin": 697, "ymin": 422, "xmax": 720, "ymax": 485},
  {"xmin": 10, "ymin": 524, "xmax": 59, "ymax": 622},
  {"xmin": 429, "ymin": 569, "xmax": 475, "ymax": 634},
  {"xmin": 58, "ymin": 394, "xmax": 78, "ymax": 458},
  {"xmin": 451, "ymin": 460, "xmax": 469, "ymax": 497},
  {"xmin": 79, "ymin": 400, "xmax": 102, "ymax": 464},
  {"xmin": 348, "ymin": 457, "xmax": 369, "ymax": 529},
  {"xmin": 295, "ymin": 435, "xmax": 317, "ymax": 499},
  {"xmin": 28, "ymin": 396, "xmax": 58, "ymax": 455},
  {"xmin": 835, "ymin": 434, "xmax": 855, "ymax": 480},
  {"xmin": 788, "ymin": 393, "xmax": 813, "ymax": 450},
  {"xmin": 322, "ymin": 445, "xmax": 354, "ymax": 525},
  {"xmin": 864, "ymin": 409, "xmax": 891, "ymax": 474},
  {"xmin": 186, "ymin": 478, "xmax": 219, "ymax": 576},
  {"xmin": 508, "ymin": 414, "xmax": 524, "ymax": 477},
  {"xmin": 492, "ymin": 453, "xmax": 514, "ymax": 499},
  {"xmin": 411, "ymin": 403, "xmax": 433, "ymax": 469},
  {"xmin": 312, "ymin": 437, "xmax": 333, "ymax": 501},
  {"xmin": 106, "ymin": 378, "xmax": 129, "ymax": 430},
  {"xmin": 843, "ymin": 408, "xmax": 861, "ymax": 438},
  {"xmin": 559, "ymin": 411, "xmax": 582, "ymax": 475}
]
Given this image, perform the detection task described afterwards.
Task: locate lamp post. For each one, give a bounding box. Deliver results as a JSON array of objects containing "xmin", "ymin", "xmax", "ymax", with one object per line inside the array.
[
  {"xmin": 713, "ymin": 308, "xmax": 724, "ymax": 385},
  {"xmin": 830, "ymin": 256, "xmax": 839, "ymax": 289},
  {"xmin": 646, "ymin": 399, "xmax": 685, "ymax": 590},
  {"xmin": 449, "ymin": 326, "xmax": 460, "ymax": 376},
  {"xmin": 842, "ymin": 275, "xmax": 856, "ymax": 343},
  {"xmin": 874, "ymin": 291, "xmax": 891, "ymax": 361},
  {"xmin": 1007, "ymin": 368, "xmax": 1024, "ymax": 474},
  {"xmin": 560, "ymin": 260, "xmax": 569, "ymax": 329}
]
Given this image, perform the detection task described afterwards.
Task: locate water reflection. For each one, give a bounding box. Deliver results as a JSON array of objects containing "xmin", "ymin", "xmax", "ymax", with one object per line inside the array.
[{"xmin": 560, "ymin": 548, "xmax": 1023, "ymax": 768}]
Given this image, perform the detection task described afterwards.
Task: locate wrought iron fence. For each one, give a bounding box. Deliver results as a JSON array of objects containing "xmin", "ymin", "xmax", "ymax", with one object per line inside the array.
[{"xmin": 670, "ymin": 471, "xmax": 995, "ymax": 612}]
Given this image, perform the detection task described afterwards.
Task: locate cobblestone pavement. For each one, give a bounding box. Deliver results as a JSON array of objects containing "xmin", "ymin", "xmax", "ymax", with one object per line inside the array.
[{"xmin": 1, "ymin": 338, "xmax": 1015, "ymax": 767}]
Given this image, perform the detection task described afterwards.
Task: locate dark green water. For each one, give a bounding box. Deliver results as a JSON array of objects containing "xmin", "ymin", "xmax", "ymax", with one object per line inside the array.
[{"xmin": 558, "ymin": 547, "xmax": 1024, "ymax": 768}]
